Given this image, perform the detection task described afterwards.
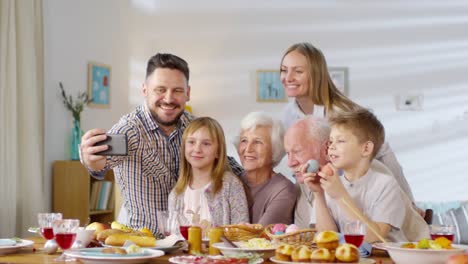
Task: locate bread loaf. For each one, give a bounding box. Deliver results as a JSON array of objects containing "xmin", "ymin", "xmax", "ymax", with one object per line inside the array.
[
  {"xmin": 105, "ymin": 234, "xmax": 156, "ymax": 247},
  {"xmin": 97, "ymin": 229, "xmax": 150, "ymax": 242},
  {"xmin": 96, "ymin": 229, "xmax": 127, "ymax": 242}
]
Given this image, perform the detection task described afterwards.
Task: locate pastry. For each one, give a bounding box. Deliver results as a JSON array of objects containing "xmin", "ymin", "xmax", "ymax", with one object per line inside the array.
[
  {"xmin": 310, "ymin": 247, "xmax": 335, "ymax": 263},
  {"xmin": 291, "ymin": 245, "xmax": 311, "ymax": 262},
  {"xmin": 335, "ymin": 243, "xmax": 360, "ymax": 263},
  {"xmin": 314, "ymin": 231, "xmax": 340, "ymax": 250},
  {"xmin": 275, "ymin": 244, "xmax": 295, "ymax": 261}
]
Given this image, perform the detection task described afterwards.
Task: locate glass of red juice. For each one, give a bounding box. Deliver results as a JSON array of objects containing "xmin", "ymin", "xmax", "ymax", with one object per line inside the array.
[
  {"xmin": 37, "ymin": 213, "xmax": 62, "ymax": 240},
  {"xmin": 344, "ymin": 220, "xmax": 366, "ymax": 247},
  {"xmin": 53, "ymin": 219, "xmax": 79, "ymax": 261},
  {"xmin": 179, "ymin": 225, "xmax": 190, "ymax": 240},
  {"xmin": 430, "ymin": 225, "xmax": 455, "ymax": 242}
]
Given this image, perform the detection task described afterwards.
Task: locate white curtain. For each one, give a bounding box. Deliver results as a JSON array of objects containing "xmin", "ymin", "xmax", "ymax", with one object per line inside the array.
[{"xmin": 0, "ymin": 0, "xmax": 44, "ymax": 237}]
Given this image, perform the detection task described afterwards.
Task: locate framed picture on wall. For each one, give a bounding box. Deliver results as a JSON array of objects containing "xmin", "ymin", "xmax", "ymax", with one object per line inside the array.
[
  {"xmin": 328, "ymin": 67, "xmax": 349, "ymax": 96},
  {"xmin": 256, "ymin": 70, "xmax": 287, "ymax": 102},
  {"xmin": 88, "ymin": 62, "xmax": 111, "ymax": 108}
]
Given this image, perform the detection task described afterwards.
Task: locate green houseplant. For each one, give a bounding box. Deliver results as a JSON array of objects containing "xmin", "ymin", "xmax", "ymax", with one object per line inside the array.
[{"xmin": 59, "ymin": 82, "xmax": 92, "ymax": 160}]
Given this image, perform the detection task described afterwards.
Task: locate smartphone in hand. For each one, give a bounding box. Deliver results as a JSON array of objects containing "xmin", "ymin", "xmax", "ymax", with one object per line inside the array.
[{"xmin": 94, "ymin": 134, "xmax": 128, "ymax": 156}]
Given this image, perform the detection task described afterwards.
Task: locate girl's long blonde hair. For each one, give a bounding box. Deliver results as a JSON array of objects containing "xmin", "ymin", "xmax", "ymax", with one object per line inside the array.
[
  {"xmin": 174, "ymin": 117, "xmax": 230, "ymax": 196},
  {"xmin": 281, "ymin": 42, "xmax": 361, "ymax": 114}
]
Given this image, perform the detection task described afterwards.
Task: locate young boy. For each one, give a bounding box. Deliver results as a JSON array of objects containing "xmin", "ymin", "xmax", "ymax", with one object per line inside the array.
[{"xmin": 305, "ymin": 108, "xmax": 428, "ymax": 242}]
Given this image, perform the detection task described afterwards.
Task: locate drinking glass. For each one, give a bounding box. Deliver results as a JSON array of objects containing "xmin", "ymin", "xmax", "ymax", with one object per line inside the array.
[
  {"xmin": 37, "ymin": 213, "xmax": 62, "ymax": 240},
  {"xmin": 156, "ymin": 210, "xmax": 170, "ymax": 238},
  {"xmin": 344, "ymin": 220, "xmax": 366, "ymax": 247},
  {"xmin": 430, "ymin": 225, "xmax": 455, "ymax": 242},
  {"xmin": 177, "ymin": 212, "xmax": 191, "ymax": 240},
  {"xmin": 53, "ymin": 219, "xmax": 80, "ymax": 262},
  {"xmin": 179, "ymin": 225, "xmax": 190, "ymax": 240}
]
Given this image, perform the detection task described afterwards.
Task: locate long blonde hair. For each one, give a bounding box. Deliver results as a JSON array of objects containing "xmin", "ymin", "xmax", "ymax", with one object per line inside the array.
[
  {"xmin": 174, "ymin": 117, "xmax": 230, "ymax": 196},
  {"xmin": 281, "ymin": 42, "xmax": 361, "ymax": 114}
]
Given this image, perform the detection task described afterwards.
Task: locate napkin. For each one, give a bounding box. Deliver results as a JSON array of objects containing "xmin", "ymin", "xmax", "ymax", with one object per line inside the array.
[
  {"xmin": 155, "ymin": 234, "xmax": 186, "ymax": 248},
  {"xmin": 0, "ymin": 239, "xmax": 17, "ymax": 247},
  {"xmin": 338, "ymin": 233, "xmax": 371, "ymax": 258}
]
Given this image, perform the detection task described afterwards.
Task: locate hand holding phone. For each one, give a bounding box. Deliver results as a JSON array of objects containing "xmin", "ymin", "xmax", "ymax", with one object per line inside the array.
[{"xmin": 94, "ymin": 134, "xmax": 128, "ymax": 156}]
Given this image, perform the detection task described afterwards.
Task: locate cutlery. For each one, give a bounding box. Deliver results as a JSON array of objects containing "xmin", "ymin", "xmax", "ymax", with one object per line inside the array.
[
  {"xmin": 220, "ymin": 235, "xmax": 238, "ymax": 248},
  {"xmin": 340, "ymin": 197, "xmax": 388, "ymax": 243}
]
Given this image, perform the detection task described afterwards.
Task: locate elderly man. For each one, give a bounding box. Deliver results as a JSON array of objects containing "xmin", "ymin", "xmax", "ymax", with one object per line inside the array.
[{"xmin": 284, "ymin": 116, "xmax": 418, "ymax": 229}]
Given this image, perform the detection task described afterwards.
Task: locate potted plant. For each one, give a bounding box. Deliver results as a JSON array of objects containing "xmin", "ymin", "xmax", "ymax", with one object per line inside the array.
[{"xmin": 59, "ymin": 82, "xmax": 92, "ymax": 160}]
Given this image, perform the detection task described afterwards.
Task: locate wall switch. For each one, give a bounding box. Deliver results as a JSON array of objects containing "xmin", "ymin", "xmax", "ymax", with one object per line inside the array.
[{"xmin": 395, "ymin": 93, "xmax": 424, "ymax": 111}]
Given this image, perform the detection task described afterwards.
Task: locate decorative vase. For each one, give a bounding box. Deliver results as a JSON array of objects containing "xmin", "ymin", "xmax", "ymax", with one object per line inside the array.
[{"xmin": 70, "ymin": 119, "xmax": 83, "ymax": 160}]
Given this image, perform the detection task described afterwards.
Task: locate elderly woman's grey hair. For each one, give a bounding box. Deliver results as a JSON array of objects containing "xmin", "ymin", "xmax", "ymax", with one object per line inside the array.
[{"xmin": 233, "ymin": 111, "xmax": 285, "ymax": 167}]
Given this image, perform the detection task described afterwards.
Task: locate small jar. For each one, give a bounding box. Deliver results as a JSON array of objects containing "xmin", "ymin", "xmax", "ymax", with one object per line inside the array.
[
  {"xmin": 188, "ymin": 226, "xmax": 202, "ymax": 254},
  {"xmin": 208, "ymin": 227, "xmax": 224, "ymax": 255}
]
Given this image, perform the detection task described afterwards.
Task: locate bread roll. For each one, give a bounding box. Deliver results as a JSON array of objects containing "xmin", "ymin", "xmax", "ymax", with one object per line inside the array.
[
  {"xmin": 291, "ymin": 245, "xmax": 311, "ymax": 262},
  {"xmin": 335, "ymin": 243, "xmax": 360, "ymax": 263},
  {"xmin": 314, "ymin": 231, "xmax": 340, "ymax": 250},
  {"xmin": 275, "ymin": 244, "xmax": 295, "ymax": 261},
  {"xmin": 310, "ymin": 248, "xmax": 335, "ymax": 262}
]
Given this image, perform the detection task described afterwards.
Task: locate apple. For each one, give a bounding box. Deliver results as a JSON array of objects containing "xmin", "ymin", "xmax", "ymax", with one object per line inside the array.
[
  {"xmin": 321, "ymin": 164, "xmax": 334, "ymax": 176},
  {"xmin": 85, "ymin": 222, "xmax": 109, "ymax": 239},
  {"xmin": 446, "ymin": 254, "xmax": 468, "ymax": 264}
]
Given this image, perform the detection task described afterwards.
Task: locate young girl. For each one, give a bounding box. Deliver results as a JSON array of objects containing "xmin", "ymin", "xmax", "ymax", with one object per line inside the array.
[{"xmin": 168, "ymin": 117, "xmax": 249, "ymax": 228}]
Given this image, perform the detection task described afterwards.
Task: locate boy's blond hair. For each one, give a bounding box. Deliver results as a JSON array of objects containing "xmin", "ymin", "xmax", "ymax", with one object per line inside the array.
[{"xmin": 328, "ymin": 108, "xmax": 385, "ymax": 159}]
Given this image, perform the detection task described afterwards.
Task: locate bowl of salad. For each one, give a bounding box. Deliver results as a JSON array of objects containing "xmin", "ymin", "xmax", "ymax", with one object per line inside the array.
[
  {"xmin": 213, "ymin": 238, "xmax": 277, "ymax": 259},
  {"xmin": 374, "ymin": 238, "xmax": 468, "ymax": 264}
]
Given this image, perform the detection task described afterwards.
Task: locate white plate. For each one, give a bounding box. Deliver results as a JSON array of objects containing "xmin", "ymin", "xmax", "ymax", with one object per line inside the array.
[
  {"xmin": 374, "ymin": 242, "xmax": 468, "ymax": 264},
  {"xmin": 269, "ymin": 256, "xmax": 375, "ymax": 264},
  {"xmin": 169, "ymin": 255, "xmax": 264, "ymax": 264},
  {"xmin": 64, "ymin": 248, "xmax": 164, "ymax": 264},
  {"xmin": 0, "ymin": 239, "xmax": 34, "ymax": 255},
  {"xmin": 152, "ymin": 244, "xmax": 183, "ymax": 253},
  {"xmin": 213, "ymin": 242, "xmax": 276, "ymax": 259},
  {"xmin": 103, "ymin": 241, "xmax": 184, "ymax": 253}
]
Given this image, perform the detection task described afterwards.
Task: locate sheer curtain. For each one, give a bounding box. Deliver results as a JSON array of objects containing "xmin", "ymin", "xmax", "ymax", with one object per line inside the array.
[{"xmin": 0, "ymin": 0, "xmax": 44, "ymax": 237}]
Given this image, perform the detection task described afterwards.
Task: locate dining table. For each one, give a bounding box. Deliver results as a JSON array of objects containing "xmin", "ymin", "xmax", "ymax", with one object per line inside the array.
[{"xmin": 0, "ymin": 237, "xmax": 395, "ymax": 264}]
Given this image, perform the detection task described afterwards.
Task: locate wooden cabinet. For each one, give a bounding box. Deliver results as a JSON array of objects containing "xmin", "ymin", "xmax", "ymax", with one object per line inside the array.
[{"xmin": 53, "ymin": 160, "xmax": 115, "ymax": 225}]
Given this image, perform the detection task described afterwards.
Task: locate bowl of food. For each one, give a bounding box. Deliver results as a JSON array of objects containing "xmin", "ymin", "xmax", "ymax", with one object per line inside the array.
[
  {"xmin": 213, "ymin": 238, "xmax": 277, "ymax": 259},
  {"xmin": 374, "ymin": 239, "xmax": 468, "ymax": 264}
]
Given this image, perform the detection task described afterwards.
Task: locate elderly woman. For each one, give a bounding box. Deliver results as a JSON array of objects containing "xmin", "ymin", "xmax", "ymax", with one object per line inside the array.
[{"xmin": 234, "ymin": 111, "xmax": 297, "ymax": 225}]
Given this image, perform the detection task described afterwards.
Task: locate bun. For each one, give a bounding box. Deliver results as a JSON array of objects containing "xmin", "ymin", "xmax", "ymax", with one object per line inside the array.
[
  {"xmin": 315, "ymin": 231, "xmax": 339, "ymax": 250},
  {"xmin": 310, "ymin": 248, "xmax": 335, "ymax": 262},
  {"xmin": 275, "ymin": 244, "xmax": 295, "ymax": 261},
  {"xmin": 291, "ymin": 245, "xmax": 311, "ymax": 262},
  {"xmin": 335, "ymin": 243, "xmax": 360, "ymax": 263}
]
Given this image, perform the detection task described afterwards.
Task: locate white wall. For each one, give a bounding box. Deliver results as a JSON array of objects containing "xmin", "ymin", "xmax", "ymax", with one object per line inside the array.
[
  {"xmin": 43, "ymin": 0, "xmax": 132, "ymax": 209},
  {"xmin": 43, "ymin": 0, "xmax": 468, "ymax": 207}
]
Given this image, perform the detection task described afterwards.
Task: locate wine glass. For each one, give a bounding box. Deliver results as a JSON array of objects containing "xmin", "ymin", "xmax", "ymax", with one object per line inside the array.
[
  {"xmin": 430, "ymin": 225, "xmax": 455, "ymax": 242},
  {"xmin": 344, "ymin": 220, "xmax": 366, "ymax": 247},
  {"xmin": 37, "ymin": 213, "xmax": 62, "ymax": 240},
  {"xmin": 53, "ymin": 219, "xmax": 80, "ymax": 262},
  {"xmin": 156, "ymin": 210, "xmax": 170, "ymax": 238}
]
